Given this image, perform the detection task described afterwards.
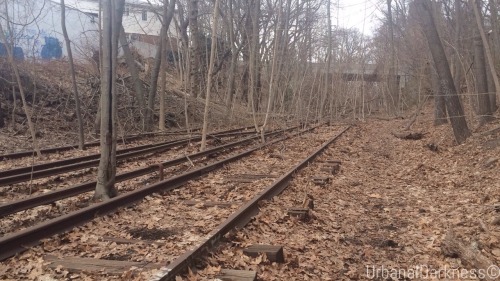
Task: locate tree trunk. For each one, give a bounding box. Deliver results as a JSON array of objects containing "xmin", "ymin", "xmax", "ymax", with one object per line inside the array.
[
  {"xmin": 486, "ymin": 46, "xmax": 498, "ymax": 112},
  {"xmin": 119, "ymin": 27, "xmax": 146, "ymax": 130},
  {"xmin": 452, "ymin": 0, "xmax": 463, "ymax": 97},
  {"xmin": 387, "ymin": 0, "xmax": 398, "ymax": 114},
  {"xmin": 488, "ymin": 0, "xmax": 499, "ymax": 66},
  {"xmin": 224, "ymin": 0, "xmax": 237, "ymax": 120},
  {"xmin": 486, "ymin": 2, "xmax": 498, "ymax": 112},
  {"xmin": 474, "ymin": 35, "xmax": 493, "ymax": 124},
  {"xmin": 248, "ymin": 0, "xmax": 260, "ymax": 129},
  {"xmin": 241, "ymin": 2, "xmax": 252, "ymax": 104},
  {"xmin": 323, "ymin": 0, "xmax": 332, "ymax": 120},
  {"xmin": 159, "ymin": 0, "xmax": 169, "ymax": 131},
  {"xmin": 430, "ymin": 63, "xmax": 447, "ymax": 125},
  {"xmin": 189, "ymin": 0, "xmax": 204, "ymax": 98},
  {"xmin": 61, "ymin": 0, "xmax": 85, "ymax": 150},
  {"xmin": 145, "ymin": 31, "xmax": 164, "ymax": 132},
  {"xmin": 158, "ymin": 38, "xmax": 167, "ymax": 131},
  {"xmin": 260, "ymin": 0, "xmax": 282, "ymax": 142},
  {"xmin": 415, "ymin": 0, "xmax": 471, "ymax": 144},
  {"xmin": 145, "ymin": 0, "xmax": 176, "ymax": 131},
  {"xmin": 200, "ymin": 0, "xmax": 221, "ymax": 151},
  {"xmin": 95, "ymin": 0, "xmax": 125, "ymax": 200},
  {"xmin": 95, "ymin": 0, "xmax": 103, "ymax": 138},
  {"xmin": 472, "ymin": 0, "xmax": 500, "ymax": 104},
  {"xmin": 274, "ymin": 0, "xmax": 291, "ymax": 116},
  {"xmin": 0, "ymin": 23, "xmax": 41, "ymax": 157}
]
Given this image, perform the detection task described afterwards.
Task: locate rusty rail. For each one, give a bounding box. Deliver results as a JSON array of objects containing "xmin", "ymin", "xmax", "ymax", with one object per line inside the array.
[
  {"xmin": 0, "ymin": 126, "xmax": 297, "ymax": 218},
  {"xmin": 0, "ymin": 126, "xmax": 257, "ymax": 187},
  {"xmin": 153, "ymin": 126, "xmax": 350, "ymax": 281},
  {"xmin": 0, "ymin": 124, "xmax": 321, "ymax": 261},
  {"xmin": 0, "ymin": 127, "xmax": 203, "ymax": 160}
]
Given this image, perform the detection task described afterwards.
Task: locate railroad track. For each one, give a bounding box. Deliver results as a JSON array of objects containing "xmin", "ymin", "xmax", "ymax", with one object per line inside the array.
[
  {"xmin": 154, "ymin": 126, "xmax": 349, "ymax": 281},
  {"xmin": 0, "ymin": 124, "xmax": 348, "ymax": 281},
  {"xmin": 0, "ymin": 125, "xmax": 257, "ymax": 187},
  {"xmin": 0, "ymin": 124, "xmax": 318, "ymax": 260},
  {"xmin": 0, "ymin": 127, "xmax": 203, "ymax": 160},
  {"xmin": 0, "ymin": 126, "xmax": 297, "ymax": 218},
  {"xmin": 179, "ymin": 126, "xmax": 351, "ymax": 280}
]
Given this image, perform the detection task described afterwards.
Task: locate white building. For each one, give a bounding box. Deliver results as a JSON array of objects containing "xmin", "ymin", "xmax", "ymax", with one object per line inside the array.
[
  {"xmin": 0, "ymin": 0, "xmax": 176, "ymax": 60},
  {"xmin": 0, "ymin": 0, "xmax": 98, "ymax": 60}
]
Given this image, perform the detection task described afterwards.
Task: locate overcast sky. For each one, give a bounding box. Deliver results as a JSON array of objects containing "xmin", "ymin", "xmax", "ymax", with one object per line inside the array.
[
  {"xmin": 61, "ymin": 0, "xmax": 384, "ymax": 36},
  {"xmin": 131, "ymin": 0, "xmax": 385, "ymax": 35},
  {"xmin": 336, "ymin": 0, "xmax": 384, "ymax": 35}
]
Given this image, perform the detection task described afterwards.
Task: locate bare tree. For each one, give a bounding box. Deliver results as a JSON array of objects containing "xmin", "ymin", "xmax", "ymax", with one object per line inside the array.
[
  {"xmin": 95, "ymin": 0, "xmax": 103, "ymax": 137},
  {"xmin": 159, "ymin": 0, "xmax": 169, "ymax": 131},
  {"xmin": 474, "ymin": 34, "xmax": 493, "ymax": 124},
  {"xmin": 472, "ymin": 0, "xmax": 499, "ymax": 107},
  {"xmin": 414, "ymin": 0, "xmax": 471, "ymax": 144},
  {"xmin": 322, "ymin": 0, "xmax": 332, "ymax": 121},
  {"xmin": 145, "ymin": 30, "xmax": 163, "ymax": 132},
  {"xmin": 95, "ymin": 0, "xmax": 125, "ymax": 200},
  {"xmin": 387, "ymin": 0, "xmax": 399, "ymax": 114},
  {"xmin": 189, "ymin": 0, "xmax": 204, "ymax": 98},
  {"xmin": 61, "ymin": 0, "xmax": 85, "ymax": 149},
  {"xmin": 452, "ymin": 0, "xmax": 463, "ymax": 101},
  {"xmin": 224, "ymin": 0, "xmax": 238, "ymax": 119},
  {"xmin": 119, "ymin": 27, "xmax": 146, "ymax": 130},
  {"xmin": 200, "ymin": 0, "xmax": 221, "ymax": 151},
  {"xmin": 143, "ymin": 0, "xmax": 176, "ymax": 131},
  {"xmin": 430, "ymin": 63, "xmax": 447, "ymax": 125},
  {"xmin": 248, "ymin": 0, "xmax": 261, "ymax": 130}
]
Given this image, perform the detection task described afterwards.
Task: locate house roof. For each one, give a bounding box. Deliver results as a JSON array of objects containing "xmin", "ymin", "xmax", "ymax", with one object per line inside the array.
[
  {"xmin": 50, "ymin": 0, "xmax": 161, "ymax": 14},
  {"xmin": 49, "ymin": 0, "xmax": 98, "ymax": 14}
]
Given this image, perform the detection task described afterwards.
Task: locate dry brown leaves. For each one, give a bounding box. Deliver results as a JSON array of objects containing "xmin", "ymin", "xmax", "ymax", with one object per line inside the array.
[{"xmin": 188, "ymin": 105, "xmax": 500, "ymax": 280}]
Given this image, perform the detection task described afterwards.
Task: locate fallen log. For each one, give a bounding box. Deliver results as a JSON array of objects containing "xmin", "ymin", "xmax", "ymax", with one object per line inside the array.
[{"xmin": 441, "ymin": 230, "xmax": 496, "ymax": 281}]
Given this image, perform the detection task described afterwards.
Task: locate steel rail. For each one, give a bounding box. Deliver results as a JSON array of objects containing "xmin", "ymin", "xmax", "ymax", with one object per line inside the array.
[
  {"xmin": 154, "ymin": 126, "xmax": 350, "ymax": 281},
  {"xmin": 0, "ymin": 126, "xmax": 297, "ymax": 218},
  {"xmin": 0, "ymin": 130, "xmax": 254, "ymax": 180},
  {"xmin": 0, "ymin": 126, "xmax": 257, "ymax": 187},
  {"xmin": 0, "ymin": 124, "xmax": 321, "ymax": 261},
  {"xmin": 0, "ymin": 125, "xmax": 252, "ymax": 177},
  {"xmin": 0, "ymin": 127, "xmax": 203, "ymax": 160}
]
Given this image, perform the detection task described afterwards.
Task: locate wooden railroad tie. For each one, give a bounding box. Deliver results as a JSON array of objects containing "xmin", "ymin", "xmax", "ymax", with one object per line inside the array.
[
  {"xmin": 99, "ymin": 236, "xmax": 166, "ymax": 246},
  {"xmin": 243, "ymin": 244, "xmax": 285, "ymax": 263},
  {"xmin": 182, "ymin": 200, "xmax": 235, "ymax": 208},
  {"xmin": 287, "ymin": 193, "xmax": 315, "ymax": 221},
  {"xmin": 321, "ymin": 160, "xmax": 342, "ymax": 164},
  {"xmin": 320, "ymin": 164, "xmax": 340, "ymax": 175},
  {"xmin": 44, "ymin": 255, "xmax": 158, "ymax": 275},
  {"xmin": 312, "ymin": 176, "xmax": 330, "ymax": 186},
  {"xmin": 318, "ymin": 159, "xmax": 341, "ymax": 175},
  {"xmin": 225, "ymin": 173, "xmax": 278, "ymax": 183},
  {"xmin": 216, "ymin": 269, "xmax": 257, "ymax": 281},
  {"xmin": 287, "ymin": 207, "xmax": 310, "ymax": 221}
]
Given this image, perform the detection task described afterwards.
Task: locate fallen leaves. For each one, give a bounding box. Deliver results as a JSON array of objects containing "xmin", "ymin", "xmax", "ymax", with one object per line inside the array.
[
  {"xmin": 3, "ymin": 110, "xmax": 500, "ymax": 280},
  {"xmin": 184, "ymin": 107, "xmax": 500, "ymax": 280}
]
